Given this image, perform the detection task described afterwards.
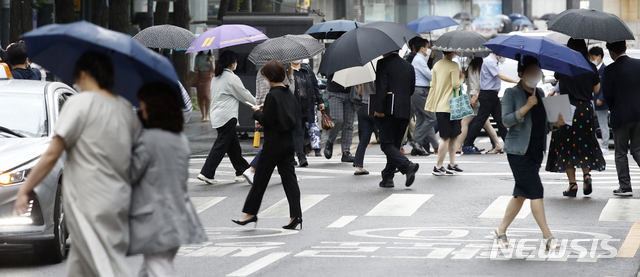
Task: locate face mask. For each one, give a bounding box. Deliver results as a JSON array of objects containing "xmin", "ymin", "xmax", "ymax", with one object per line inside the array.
[
  {"xmin": 425, "ymin": 48, "xmax": 432, "ymax": 58},
  {"xmin": 524, "ymin": 72, "xmax": 542, "ymax": 88},
  {"xmin": 498, "ymin": 57, "xmax": 506, "ymax": 64},
  {"xmin": 232, "ymin": 63, "xmax": 237, "ymax": 71},
  {"xmin": 591, "ymin": 58, "xmax": 599, "ymax": 65}
]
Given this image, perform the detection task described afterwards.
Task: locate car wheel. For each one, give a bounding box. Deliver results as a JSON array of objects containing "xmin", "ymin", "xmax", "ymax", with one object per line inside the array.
[{"xmin": 35, "ymin": 183, "xmax": 68, "ymax": 263}]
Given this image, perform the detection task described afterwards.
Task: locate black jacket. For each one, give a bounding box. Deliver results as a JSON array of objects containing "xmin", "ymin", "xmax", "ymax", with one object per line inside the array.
[
  {"xmin": 253, "ymin": 85, "xmax": 302, "ymax": 135},
  {"xmin": 374, "ymin": 53, "xmax": 415, "ymax": 120},
  {"xmin": 11, "ymin": 67, "xmax": 41, "ymax": 80},
  {"xmin": 602, "ymin": 55, "xmax": 640, "ymax": 129},
  {"xmin": 326, "ymin": 74, "xmax": 351, "ymax": 93},
  {"xmin": 286, "ymin": 63, "xmax": 322, "ymax": 121}
]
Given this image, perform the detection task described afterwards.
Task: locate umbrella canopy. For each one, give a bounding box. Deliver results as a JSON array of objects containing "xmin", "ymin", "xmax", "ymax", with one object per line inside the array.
[
  {"xmin": 513, "ymin": 18, "xmax": 532, "ymax": 26},
  {"xmin": 495, "ymin": 14, "xmax": 510, "ymax": 21},
  {"xmin": 406, "ymin": 15, "xmax": 459, "ymax": 33},
  {"xmin": 132, "ymin": 24, "xmax": 196, "ymax": 50},
  {"xmin": 540, "ymin": 13, "xmax": 557, "ymax": 21},
  {"xmin": 319, "ymin": 21, "xmax": 419, "ymax": 76},
  {"xmin": 247, "ymin": 34, "xmax": 325, "ymax": 64},
  {"xmin": 186, "ymin": 24, "xmax": 267, "ymax": 53},
  {"xmin": 305, "ymin": 20, "xmax": 364, "ymax": 39},
  {"xmin": 23, "ymin": 21, "xmax": 181, "ymax": 106},
  {"xmin": 508, "ymin": 13, "xmax": 528, "ymax": 21},
  {"xmin": 547, "ymin": 9, "xmax": 634, "ymax": 43},
  {"xmin": 483, "ymin": 35, "xmax": 594, "ymax": 77},
  {"xmin": 431, "ymin": 30, "xmax": 490, "ymax": 54},
  {"xmin": 332, "ymin": 56, "xmax": 381, "ymax": 87},
  {"xmin": 453, "ymin": 12, "xmax": 474, "ymax": 21}
]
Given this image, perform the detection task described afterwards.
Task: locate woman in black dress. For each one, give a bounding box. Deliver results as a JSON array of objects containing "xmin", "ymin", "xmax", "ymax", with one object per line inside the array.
[
  {"xmin": 546, "ymin": 38, "xmax": 606, "ymax": 197},
  {"xmin": 233, "ymin": 60, "xmax": 303, "ymax": 230},
  {"xmin": 496, "ymin": 55, "xmax": 565, "ymax": 250}
]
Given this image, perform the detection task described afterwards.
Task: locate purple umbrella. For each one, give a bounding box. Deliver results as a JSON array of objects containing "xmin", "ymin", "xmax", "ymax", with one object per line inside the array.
[{"xmin": 186, "ymin": 24, "xmax": 267, "ymax": 53}]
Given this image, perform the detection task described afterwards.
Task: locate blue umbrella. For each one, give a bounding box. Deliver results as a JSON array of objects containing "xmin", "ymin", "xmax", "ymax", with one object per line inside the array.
[
  {"xmin": 512, "ymin": 18, "xmax": 532, "ymax": 26},
  {"xmin": 406, "ymin": 15, "xmax": 459, "ymax": 33},
  {"xmin": 508, "ymin": 13, "xmax": 528, "ymax": 21},
  {"xmin": 22, "ymin": 21, "xmax": 181, "ymax": 106},
  {"xmin": 305, "ymin": 20, "xmax": 364, "ymax": 39},
  {"xmin": 483, "ymin": 35, "xmax": 594, "ymax": 77}
]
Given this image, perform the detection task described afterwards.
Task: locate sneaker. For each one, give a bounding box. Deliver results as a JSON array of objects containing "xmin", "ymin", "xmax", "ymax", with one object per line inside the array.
[
  {"xmin": 242, "ymin": 169, "xmax": 255, "ymax": 185},
  {"xmin": 432, "ymin": 166, "xmax": 454, "ymax": 176},
  {"xmin": 298, "ymin": 155, "xmax": 309, "ymax": 167},
  {"xmin": 411, "ymin": 148, "xmax": 430, "ymax": 156},
  {"xmin": 447, "ymin": 164, "xmax": 463, "ymax": 174},
  {"xmin": 235, "ymin": 176, "xmax": 246, "ymax": 182},
  {"xmin": 613, "ymin": 188, "xmax": 633, "ymax": 196},
  {"xmin": 462, "ymin": 146, "xmax": 482, "ymax": 155},
  {"xmin": 379, "ymin": 178, "xmax": 395, "ymax": 188},
  {"xmin": 341, "ymin": 152, "xmax": 355, "ymax": 162},
  {"xmin": 197, "ymin": 174, "xmax": 217, "ymax": 184},
  {"xmin": 405, "ymin": 163, "xmax": 420, "ymax": 187}
]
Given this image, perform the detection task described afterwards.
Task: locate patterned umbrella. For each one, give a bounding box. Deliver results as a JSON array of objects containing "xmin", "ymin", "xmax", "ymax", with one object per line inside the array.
[
  {"xmin": 247, "ymin": 34, "xmax": 325, "ymax": 64},
  {"xmin": 431, "ymin": 30, "xmax": 490, "ymax": 55},
  {"xmin": 547, "ymin": 9, "xmax": 634, "ymax": 42},
  {"xmin": 186, "ymin": 24, "xmax": 267, "ymax": 53},
  {"xmin": 133, "ymin": 24, "xmax": 196, "ymax": 50}
]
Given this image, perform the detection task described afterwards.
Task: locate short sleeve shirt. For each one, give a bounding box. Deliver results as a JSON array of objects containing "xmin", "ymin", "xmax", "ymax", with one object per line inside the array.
[{"xmin": 480, "ymin": 54, "xmax": 502, "ymax": 91}]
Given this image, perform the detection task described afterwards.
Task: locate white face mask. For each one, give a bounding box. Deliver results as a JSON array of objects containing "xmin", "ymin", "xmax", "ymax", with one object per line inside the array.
[
  {"xmin": 498, "ymin": 57, "xmax": 506, "ymax": 64},
  {"xmin": 591, "ymin": 58, "xmax": 599, "ymax": 65},
  {"xmin": 425, "ymin": 48, "xmax": 432, "ymax": 58},
  {"xmin": 232, "ymin": 63, "xmax": 237, "ymax": 71},
  {"xmin": 524, "ymin": 72, "xmax": 542, "ymax": 88}
]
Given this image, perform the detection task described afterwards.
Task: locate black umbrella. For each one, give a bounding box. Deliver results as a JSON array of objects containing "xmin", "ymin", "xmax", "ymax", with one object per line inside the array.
[
  {"xmin": 247, "ymin": 34, "xmax": 325, "ymax": 64},
  {"xmin": 431, "ymin": 30, "xmax": 490, "ymax": 56},
  {"xmin": 540, "ymin": 13, "xmax": 557, "ymax": 21},
  {"xmin": 547, "ymin": 9, "xmax": 634, "ymax": 42},
  {"xmin": 453, "ymin": 12, "xmax": 474, "ymax": 21},
  {"xmin": 305, "ymin": 20, "xmax": 364, "ymax": 40},
  {"xmin": 319, "ymin": 21, "xmax": 419, "ymax": 76}
]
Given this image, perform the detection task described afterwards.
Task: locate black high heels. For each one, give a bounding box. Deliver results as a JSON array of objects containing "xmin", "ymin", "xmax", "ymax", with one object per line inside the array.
[
  {"xmin": 282, "ymin": 217, "xmax": 303, "ymax": 230},
  {"xmin": 584, "ymin": 173, "xmax": 593, "ymax": 195},
  {"xmin": 563, "ymin": 182, "xmax": 578, "ymax": 197},
  {"xmin": 232, "ymin": 215, "xmax": 258, "ymax": 227}
]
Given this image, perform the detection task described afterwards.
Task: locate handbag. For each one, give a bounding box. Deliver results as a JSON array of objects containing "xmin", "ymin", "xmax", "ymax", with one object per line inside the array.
[
  {"xmin": 321, "ymin": 110, "xmax": 335, "ymax": 130},
  {"xmin": 186, "ymin": 71, "xmax": 198, "ymax": 87},
  {"xmin": 448, "ymin": 86, "xmax": 474, "ymax": 121}
]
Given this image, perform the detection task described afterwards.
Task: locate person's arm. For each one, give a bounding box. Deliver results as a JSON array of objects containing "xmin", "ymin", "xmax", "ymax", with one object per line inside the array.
[
  {"xmin": 231, "ymin": 74, "xmax": 256, "ymax": 105},
  {"xmin": 284, "ymin": 68, "xmax": 295, "ymax": 95},
  {"xmin": 602, "ymin": 68, "xmax": 614, "ymax": 108},
  {"xmin": 501, "ymin": 89, "xmax": 527, "ymax": 128},
  {"xmin": 255, "ymin": 71, "xmax": 268, "ymax": 106},
  {"xmin": 252, "ymin": 93, "xmax": 277, "ymax": 127},
  {"xmin": 593, "ymin": 83, "xmax": 601, "ymax": 94},
  {"xmin": 498, "ymin": 73, "xmax": 519, "ymax": 83},
  {"xmin": 413, "ymin": 58, "xmax": 432, "ymax": 81},
  {"xmin": 14, "ymin": 136, "xmax": 65, "ymax": 215},
  {"xmin": 130, "ymin": 134, "xmax": 151, "ymax": 186},
  {"xmin": 451, "ymin": 67, "xmax": 463, "ymax": 89},
  {"xmin": 310, "ymin": 71, "xmax": 323, "ymax": 108}
]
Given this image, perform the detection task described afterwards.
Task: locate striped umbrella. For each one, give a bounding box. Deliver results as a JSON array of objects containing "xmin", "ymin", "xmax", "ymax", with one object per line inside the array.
[
  {"xmin": 247, "ymin": 34, "xmax": 325, "ymax": 64},
  {"xmin": 133, "ymin": 24, "xmax": 196, "ymax": 50}
]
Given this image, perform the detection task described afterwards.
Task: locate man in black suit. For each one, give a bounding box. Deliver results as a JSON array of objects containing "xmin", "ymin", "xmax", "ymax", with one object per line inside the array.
[
  {"xmin": 602, "ymin": 41, "xmax": 640, "ymax": 196},
  {"xmin": 374, "ymin": 51, "xmax": 420, "ymax": 188}
]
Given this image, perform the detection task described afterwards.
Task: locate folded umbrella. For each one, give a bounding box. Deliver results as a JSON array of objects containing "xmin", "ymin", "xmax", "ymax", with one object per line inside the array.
[
  {"xmin": 483, "ymin": 35, "xmax": 594, "ymax": 77},
  {"xmin": 431, "ymin": 30, "xmax": 490, "ymax": 55},
  {"xmin": 547, "ymin": 9, "xmax": 634, "ymax": 43},
  {"xmin": 23, "ymin": 21, "xmax": 181, "ymax": 106},
  {"xmin": 133, "ymin": 24, "xmax": 196, "ymax": 50},
  {"xmin": 406, "ymin": 15, "xmax": 459, "ymax": 33},
  {"xmin": 305, "ymin": 20, "xmax": 364, "ymax": 40},
  {"xmin": 332, "ymin": 56, "xmax": 381, "ymax": 87},
  {"xmin": 186, "ymin": 24, "xmax": 267, "ymax": 53},
  {"xmin": 247, "ymin": 34, "xmax": 325, "ymax": 64},
  {"xmin": 319, "ymin": 21, "xmax": 419, "ymax": 76}
]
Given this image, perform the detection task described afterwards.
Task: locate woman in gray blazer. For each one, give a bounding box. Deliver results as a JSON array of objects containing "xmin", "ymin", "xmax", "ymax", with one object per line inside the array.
[
  {"xmin": 130, "ymin": 82, "xmax": 207, "ymax": 276},
  {"xmin": 494, "ymin": 55, "xmax": 565, "ymax": 251}
]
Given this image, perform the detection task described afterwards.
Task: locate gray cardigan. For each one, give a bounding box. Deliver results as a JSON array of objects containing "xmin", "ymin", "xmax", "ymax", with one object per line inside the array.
[
  {"xmin": 501, "ymin": 82, "xmax": 553, "ymax": 155},
  {"xmin": 128, "ymin": 129, "xmax": 207, "ymax": 255}
]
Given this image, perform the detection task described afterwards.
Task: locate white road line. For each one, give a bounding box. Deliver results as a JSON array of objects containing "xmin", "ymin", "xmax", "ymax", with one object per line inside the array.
[
  {"xmin": 479, "ymin": 195, "xmax": 530, "ymax": 219},
  {"xmin": 190, "ymin": 197, "xmax": 226, "ymax": 214},
  {"xmin": 365, "ymin": 194, "xmax": 433, "ymax": 217},
  {"xmin": 327, "ymin": 216, "xmax": 358, "ymax": 228},
  {"xmin": 226, "ymin": 252, "xmax": 290, "ymax": 277},
  {"xmin": 259, "ymin": 194, "xmax": 329, "ymax": 218},
  {"xmin": 599, "ymin": 199, "xmax": 640, "ymax": 222}
]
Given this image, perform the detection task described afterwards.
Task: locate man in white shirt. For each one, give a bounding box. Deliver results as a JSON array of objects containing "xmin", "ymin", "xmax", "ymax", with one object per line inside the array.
[{"xmin": 410, "ymin": 38, "xmax": 439, "ymax": 155}]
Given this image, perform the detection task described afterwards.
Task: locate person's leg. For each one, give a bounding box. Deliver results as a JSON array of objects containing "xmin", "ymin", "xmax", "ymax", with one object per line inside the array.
[
  {"xmin": 307, "ymin": 120, "xmax": 322, "ymax": 150},
  {"xmin": 293, "ymin": 120, "xmax": 306, "ymax": 160},
  {"xmin": 448, "ymin": 135, "xmax": 457, "ymax": 166},
  {"xmin": 197, "ymin": 94, "xmax": 206, "ymax": 121},
  {"xmin": 377, "ymin": 117, "xmax": 410, "ymax": 179},
  {"xmin": 225, "ymin": 121, "xmax": 251, "ymax": 176},
  {"xmin": 354, "ymin": 107, "xmax": 373, "ymax": 168},
  {"xmin": 139, "ymin": 248, "xmax": 179, "ymax": 277},
  {"xmin": 204, "ymin": 93, "xmax": 211, "ymax": 121},
  {"xmin": 242, "ymin": 149, "xmax": 279, "ymax": 217},
  {"xmin": 326, "ymin": 91, "xmax": 343, "ymax": 145},
  {"xmin": 249, "ymin": 150, "xmax": 262, "ymax": 169},
  {"xmin": 613, "ymin": 126, "xmax": 632, "ymax": 191},
  {"xmin": 436, "ymin": 138, "xmax": 450, "ymax": 168},
  {"xmin": 200, "ymin": 119, "xmax": 236, "ymax": 178},
  {"xmin": 483, "ymin": 118, "xmax": 503, "ymax": 150},
  {"xmin": 629, "ymin": 122, "xmax": 640, "ymax": 171},
  {"xmin": 497, "ymin": 196, "xmax": 526, "ymax": 234},
  {"xmin": 488, "ymin": 92, "xmax": 507, "ymax": 141},
  {"xmin": 596, "ymin": 110, "xmax": 610, "ymax": 151},
  {"xmin": 464, "ymin": 92, "xmax": 494, "ymax": 147},
  {"xmin": 340, "ymin": 95, "xmax": 356, "ymax": 153},
  {"xmin": 277, "ymin": 154, "xmax": 302, "ymax": 218},
  {"xmin": 530, "ymin": 199, "xmax": 553, "ymax": 239},
  {"xmin": 457, "ymin": 116, "xmax": 475, "ymax": 152}
]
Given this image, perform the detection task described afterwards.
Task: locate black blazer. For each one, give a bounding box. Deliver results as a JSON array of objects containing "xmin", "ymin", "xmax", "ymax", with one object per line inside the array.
[
  {"xmin": 374, "ymin": 53, "xmax": 416, "ymax": 120},
  {"xmin": 602, "ymin": 55, "xmax": 640, "ymax": 129}
]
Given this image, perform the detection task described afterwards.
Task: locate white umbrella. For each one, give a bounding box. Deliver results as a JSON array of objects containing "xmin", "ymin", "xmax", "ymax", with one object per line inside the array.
[{"xmin": 332, "ymin": 56, "xmax": 382, "ymax": 87}]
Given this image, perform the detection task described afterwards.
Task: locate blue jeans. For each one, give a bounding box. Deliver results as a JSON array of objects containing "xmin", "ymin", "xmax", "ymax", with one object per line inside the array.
[{"xmin": 354, "ymin": 105, "xmax": 375, "ymax": 167}]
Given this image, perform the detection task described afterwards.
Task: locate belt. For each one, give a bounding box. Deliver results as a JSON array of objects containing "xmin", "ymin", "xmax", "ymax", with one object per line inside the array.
[{"xmin": 416, "ymin": 86, "xmax": 430, "ymax": 88}]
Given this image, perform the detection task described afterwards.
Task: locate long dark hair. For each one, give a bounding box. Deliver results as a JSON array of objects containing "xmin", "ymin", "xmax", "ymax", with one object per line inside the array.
[
  {"xmin": 468, "ymin": 57, "xmax": 483, "ymax": 73},
  {"xmin": 567, "ymin": 38, "xmax": 589, "ymax": 62},
  {"xmin": 215, "ymin": 50, "xmax": 238, "ymax": 77},
  {"xmin": 137, "ymin": 81, "xmax": 184, "ymax": 133}
]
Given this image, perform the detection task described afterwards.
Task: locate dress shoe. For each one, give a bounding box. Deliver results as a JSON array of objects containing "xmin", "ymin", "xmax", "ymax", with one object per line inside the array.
[
  {"xmin": 379, "ymin": 178, "xmax": 395, "ymax": 188},
  {"xmin": 324, "ymin": 142, "xmax": 333, "ymax": 159},
  {"xmin": 405, "ymin": 163, "xmax": 419, "ymax": 187},
  {"xmin": 232, "ymin": 215, "xmax": 258, "ymax": 227},
  {"xmin": 197, "ymin": 174, "xmax": 217, "ymax": 185},
  {"xmin": 411, "ymin": 148, "xmax": 430, "ymax": 156},
  {"xmin": 341, "ymin": 151, "xmax": 355, "ymax": 162},
  {"xmin": 282, "ymin": 217, "xmax": 303, "ymax": 230},
  {"xmin": 298, "ymin": 155, "xmax": 309, "ymax": 167},
  {"xmin": 315, "ymin": 149, "xmax": 322, "ymax": 157}
]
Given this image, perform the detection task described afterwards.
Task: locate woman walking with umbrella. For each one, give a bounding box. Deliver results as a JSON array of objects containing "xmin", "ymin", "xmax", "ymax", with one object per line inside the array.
[
  {"xmin": 195, "ymin": 50, "xmax": 214, "ymax": 122},
  {"xmin": 546, "ymin": 38, "xmax": 606, "ymax": 197},
  {"xmin": 234, "ymin": 60, "xmax": 303, "ymax": 230},
  {"xmin": 198, "ymin": 50, "xmax": 256, "ymax": 185}
]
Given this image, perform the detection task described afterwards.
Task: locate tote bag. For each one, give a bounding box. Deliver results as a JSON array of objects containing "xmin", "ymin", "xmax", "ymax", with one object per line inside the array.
[{"xmin": 448, "ymin": 86, "xmax": 474, "ymax": 121}]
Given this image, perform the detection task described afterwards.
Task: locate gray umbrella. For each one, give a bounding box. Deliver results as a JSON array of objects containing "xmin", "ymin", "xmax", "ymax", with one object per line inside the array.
[
  {"xmin": 248, "ymin": 34, "xmax": 325, "ymax": 64},
  {"xmin": 547, "ymin": 9, "xmax": 634, "ymax": 42},
  {"xmin": 133, "ymin": 24, "xmax": 196, "ymax": 50},
  {"xmin": 431, "ymin": 30, "xmax": 490, "ymax": 55},
  {"xmin": 453, "ymin": 12, "xmax": 474, "ymax": 21}
]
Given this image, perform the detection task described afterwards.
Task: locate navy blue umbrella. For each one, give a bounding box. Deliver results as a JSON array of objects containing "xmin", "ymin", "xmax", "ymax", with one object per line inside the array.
[
  {"xmin": 22, "ymin": 21, "xmax": 181, "ymax": 106},
  {"xmin": 512, "ymin": 18, "xmax": 532, "ymax": 26},
  {"xmin": 483, "ymin": 35, "xmax": 593, "ymax": 77},
  {"xmin": 406, "ymin": 15, "xmax": 459, "ymax": 33},
  {"xmin": 305, "ymin": 20, "xmax": 364, "ymax": 39},
  {"xmin": 508, "ymin": 13, "xmax": 528, "ymax": 21}
]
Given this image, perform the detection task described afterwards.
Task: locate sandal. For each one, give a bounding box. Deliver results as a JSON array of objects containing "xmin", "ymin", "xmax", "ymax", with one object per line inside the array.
[
  {"xmin": 544, "ymin": 236, "xmax": 563, "ymax": 251},
  {"xmin": 563, "ymin": 182, "xmax": 578, "ymax": 197},
  {"xmin": 354, "ymin": 169, "xmax": 370, "ymax": 175},
  {"xmin": 493, "ymin": 229, "xmax": 510, "ymax": 248},
  {"xmin": 583, "ymin": 173, "xmax": 593, "ymax": 195}
]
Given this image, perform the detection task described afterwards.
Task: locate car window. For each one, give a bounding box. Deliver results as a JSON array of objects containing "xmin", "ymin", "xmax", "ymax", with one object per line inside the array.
[
  {"xmin": 58, "ymin": 94, "xmax": 66, "ymax": 112},
  {"xmin": 0, "ymin": 92, "xmax": 47, "ymax": 137}
]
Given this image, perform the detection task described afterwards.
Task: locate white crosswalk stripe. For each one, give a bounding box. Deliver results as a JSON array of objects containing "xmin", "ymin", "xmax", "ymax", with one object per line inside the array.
[
  {"xmin": 191, "ymin": 197, "xmax": 226, "ymax": 214},
  {"xmin": 599, "ymin": 199, "xmax": 640, "ymax": 222},
  {"xmin": 259, "ymin": 194, "xmax": 329, "ymax": 218},
  {"xmin": 478, "ymin": 196, "xmax": 531, "ymax": 219},
  {"xmin": 365, "ymin": 194, "xmax": 433, "ymax": 217}
]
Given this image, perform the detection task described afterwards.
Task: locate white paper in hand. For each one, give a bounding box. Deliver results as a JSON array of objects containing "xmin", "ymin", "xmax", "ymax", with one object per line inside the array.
[{"xmin": 541, "ymin": 94, "xmax": 575, "ymax": 126}]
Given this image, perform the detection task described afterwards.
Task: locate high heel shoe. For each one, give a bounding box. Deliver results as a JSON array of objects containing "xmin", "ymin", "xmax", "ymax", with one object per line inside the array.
[
  {"xmin": 563, "ymin": 182, "xmax": 578, "ymax": 197},
  {"xmin": 492, "ymin": 229, "xmax": 510, "ymax": 248},
  {"xmin": 282, "ymin": 217, "xmax": 303, "ymax": 230},
  {"xmin": 232, "ymin": 215, "xmax": 258, "ymax": 227},
  {"xmin": 583, "ymin": 173, "xmax": 593, "ymax": 195}
]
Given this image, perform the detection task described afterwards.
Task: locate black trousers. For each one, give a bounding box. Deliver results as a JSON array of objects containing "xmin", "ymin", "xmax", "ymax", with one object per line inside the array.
[
  {"xmin": 375, "ymin": 116, "xmax": 411, "ymax": 180},
  {"xmin": 464, "ymin": 90, "xmax": 507, "ymax": 147},
  {"xmin": 243, "ymin": 132, "xmax": 302, "ymax": 217},
  {"xmin": 200, "ymin": 118, "xmax": 250, "ymax": 178}
]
